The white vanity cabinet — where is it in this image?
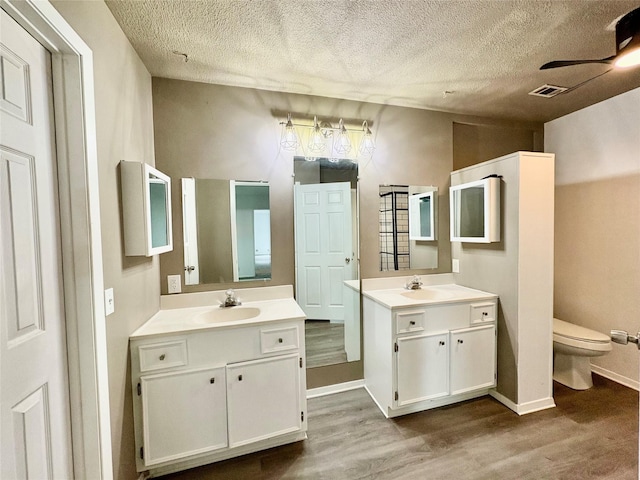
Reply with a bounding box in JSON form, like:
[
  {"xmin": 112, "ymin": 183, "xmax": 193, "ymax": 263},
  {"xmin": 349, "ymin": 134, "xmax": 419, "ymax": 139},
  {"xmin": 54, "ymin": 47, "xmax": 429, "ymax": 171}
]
[
  {"xmin": 139, "ymin": 366, "xmax": 228, "ymax": 466},
  {"xmin": 130, "ymin": 318, "xmax": 306, "ymax": 477},
  {"xmin": 364, "ymin": 291, "xmax": 497, "ymax": 418}
]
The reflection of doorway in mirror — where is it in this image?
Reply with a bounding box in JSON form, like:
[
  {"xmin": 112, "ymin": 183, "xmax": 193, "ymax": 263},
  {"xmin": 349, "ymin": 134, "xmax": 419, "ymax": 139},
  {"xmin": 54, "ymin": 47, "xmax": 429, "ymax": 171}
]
[
  {"xmin": 294, "ymin": 157, "xmax": 360, "ymax": 369},
  {"xmin": 182, "ymin": 178, "xmax": 200, "ymax": 285},
  {"xmin": 295, "ymin": 182, "xmax": 354, "ymax": 320},
  {"xmin": 232, "ymin": 182, "xmax": 271, "ymax": 281}
]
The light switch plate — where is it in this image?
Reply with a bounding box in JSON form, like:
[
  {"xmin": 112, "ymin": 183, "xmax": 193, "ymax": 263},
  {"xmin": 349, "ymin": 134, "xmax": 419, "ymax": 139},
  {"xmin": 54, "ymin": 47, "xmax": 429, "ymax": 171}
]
[
  {"xmin": 168, "ymin": 275, "xmax": 182, "ymax": 294},
  {"xmin": 104, "ymin": 288, "xmax": 115, "ymax": 316},
  {"xmin": 452, "ymin": 259, "xmax": 460, "ymax": 273}
]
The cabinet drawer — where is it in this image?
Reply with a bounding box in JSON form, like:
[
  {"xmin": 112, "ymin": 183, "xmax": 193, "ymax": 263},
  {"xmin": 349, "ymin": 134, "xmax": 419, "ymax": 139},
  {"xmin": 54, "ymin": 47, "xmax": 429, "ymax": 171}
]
[
  {"xmin": 395, "ymin": 310, "xmax": 426, "ymax": 334},
  {"xmin": 469, "ymin": 302, "xmax": 496, "ymax": 324},
  {"xmin": 260, "ymin": 326, "xmax": 299, "ymax": 354},
  {"xmin": 139, "ymin": 340, "xmax": 188, "ymax": 372}
]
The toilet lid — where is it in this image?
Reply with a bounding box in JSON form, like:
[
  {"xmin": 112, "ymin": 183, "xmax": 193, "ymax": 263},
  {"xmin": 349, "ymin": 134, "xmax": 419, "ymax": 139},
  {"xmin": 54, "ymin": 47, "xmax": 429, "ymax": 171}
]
[{"xmin": 553, "ymin": 318, "xmax": 610, "ymax": 343}]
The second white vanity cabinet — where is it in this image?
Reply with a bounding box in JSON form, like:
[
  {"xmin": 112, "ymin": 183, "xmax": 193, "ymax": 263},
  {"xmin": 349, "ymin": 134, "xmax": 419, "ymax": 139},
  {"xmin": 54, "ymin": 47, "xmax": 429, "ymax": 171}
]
[
  {"xmin": 130, "ymin": 298, "xmax": 307, "ymax": 477},
  {"xmin": 363, "ymin": 286, "xmax": 497, "ymax": 418}
]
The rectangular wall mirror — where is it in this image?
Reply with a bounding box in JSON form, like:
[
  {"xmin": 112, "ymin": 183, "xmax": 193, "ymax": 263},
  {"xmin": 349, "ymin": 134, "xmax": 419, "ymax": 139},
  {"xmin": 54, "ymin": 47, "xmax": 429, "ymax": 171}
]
[
  {"xmin": 294, "ymin": 157, "xmax": 360, "ymax": 369},
  {"xmin": 181, "ymin": 178, "xmax": 271, "ymax": 285},
  {"xmin": 379, "ymin": 185, "xmax": 438, "ymax": 271}
]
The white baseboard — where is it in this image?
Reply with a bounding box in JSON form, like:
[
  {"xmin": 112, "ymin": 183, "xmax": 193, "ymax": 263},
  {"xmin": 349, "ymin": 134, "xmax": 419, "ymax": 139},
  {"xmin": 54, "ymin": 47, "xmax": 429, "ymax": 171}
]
[
  {"xmin": 489, "ymin": 390, "xmax": 556, "ymax": 416},
  {"xmin": 306, "ymin": 380, "xmax": 365, "ymax": 399},
  {"xmin": 591, "ymin": 365, "xmax": 639, "ymax": 391}
]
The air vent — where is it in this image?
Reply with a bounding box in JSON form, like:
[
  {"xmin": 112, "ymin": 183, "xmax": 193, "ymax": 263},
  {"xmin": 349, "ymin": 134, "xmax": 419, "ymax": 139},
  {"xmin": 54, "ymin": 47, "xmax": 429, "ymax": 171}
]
[{"xmin": 528, "ymin": 84, "xmax": 568, "ymax": 98}]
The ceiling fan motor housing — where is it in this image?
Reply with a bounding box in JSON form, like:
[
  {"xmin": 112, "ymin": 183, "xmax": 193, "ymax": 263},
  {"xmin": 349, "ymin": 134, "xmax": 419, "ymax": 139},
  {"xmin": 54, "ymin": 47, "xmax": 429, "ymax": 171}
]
[{"xmin": 616, "ymin": 7, "xmax": 640, "ymax": 54}]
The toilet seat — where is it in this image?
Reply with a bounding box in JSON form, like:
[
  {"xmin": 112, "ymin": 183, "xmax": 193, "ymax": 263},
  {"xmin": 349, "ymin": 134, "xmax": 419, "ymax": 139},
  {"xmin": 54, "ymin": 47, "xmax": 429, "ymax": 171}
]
[{"xmin": 553, "ymin": 318, "xmax": 611, "ymax": 352}]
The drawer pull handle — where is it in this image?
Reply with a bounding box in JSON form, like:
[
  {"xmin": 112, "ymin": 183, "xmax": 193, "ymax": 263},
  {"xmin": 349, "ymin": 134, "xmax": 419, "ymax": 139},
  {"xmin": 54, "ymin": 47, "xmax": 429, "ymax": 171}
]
[
  {"xmin": 409, "ymin": 321, "xmax": 416, "ymax": 326},
  {"xmin": 159, "ymin": 354, "xmax": 166, "ymax": 361},
  {"xmin": 238, "ymin": 375, "xmax": 243, "ymax": 381},
  {"xmin": 458, "ymin": 339, "xmax": 464, "ymax": 344},
  {"xmin": 482, "ymin": 312, "xmax": 488, "ymax": 317},
  {"xmin": 439, "ymin": 341, "xmax": 445, "ymax": 346},
  {"xmin": 210, "ymin": 378, "xmax": 215, "ymax": 384},
  {"xmin": 278, "ymin": 338, "xmax": 283, "ymax": 343}
]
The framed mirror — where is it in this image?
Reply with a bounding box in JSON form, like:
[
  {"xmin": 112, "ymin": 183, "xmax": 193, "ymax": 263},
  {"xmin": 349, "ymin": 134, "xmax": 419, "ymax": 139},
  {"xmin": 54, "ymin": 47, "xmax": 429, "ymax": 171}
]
[
  {"xmin": 379, "ymin": 185, "xmax": 438, "ymax": 271},
  {"xmin": 293, "ymin": 157, "xmax": 360, "ymax": 368},
  {"xmin": 181, "ymin": 178, "xmax": 271, "ymax": 285}
]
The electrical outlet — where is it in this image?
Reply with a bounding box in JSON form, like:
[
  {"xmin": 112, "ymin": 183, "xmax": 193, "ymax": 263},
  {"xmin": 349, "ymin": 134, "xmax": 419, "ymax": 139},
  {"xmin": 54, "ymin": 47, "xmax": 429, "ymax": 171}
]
[
  {"xmin": 168, "ymin": 275, "xmax": 182, "ymax": 294},
  {"xmin": 452, "ymin": 259, "xmax": 460, "ymax": 273},
  {"xmin": 104, "ymin": 288, "xmax": 115, "ymax": 316}
]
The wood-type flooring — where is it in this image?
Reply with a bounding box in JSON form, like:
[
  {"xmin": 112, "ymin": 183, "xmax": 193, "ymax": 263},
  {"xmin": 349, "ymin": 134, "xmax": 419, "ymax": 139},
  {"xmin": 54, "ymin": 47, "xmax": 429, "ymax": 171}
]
[
  {"xmin": 304, "ymin": 320, "xmax": 347, "ymax": 368},
  {"xmin": 164, "ymin": 375, "xmax": 638, "ymax": 480}
]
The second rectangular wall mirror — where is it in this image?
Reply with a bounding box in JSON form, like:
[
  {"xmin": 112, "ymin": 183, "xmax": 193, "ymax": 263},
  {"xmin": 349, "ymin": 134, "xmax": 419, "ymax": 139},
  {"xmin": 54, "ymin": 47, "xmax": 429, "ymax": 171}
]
[
  {"xmin": 181, "ymin": 178, "xmax": 271, "ymax": 285},
  {"xmin": 379, "ymin": 185, "xmax": 438, "ymax": 271}
]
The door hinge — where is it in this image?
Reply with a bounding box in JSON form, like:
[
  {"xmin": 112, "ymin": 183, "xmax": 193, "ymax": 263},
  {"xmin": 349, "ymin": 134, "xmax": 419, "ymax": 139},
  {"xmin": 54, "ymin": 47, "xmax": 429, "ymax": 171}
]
[
  {"xmin": 394, "ymin": 391, "xmax": 399, "ymax": 401},
  {"xmin": 300, "ymin": 357, "xmax": 303, "ymax": 368},
  {"xmin": 140, "ymin": 447, "xmax": 144, "ymax": 460},
  {"xmin": 301, "ymin": 411, "xmax": 304, "ymax": 422},
  {"xmin": 394, "ymin": 342, "xmax": 398, "ymax": 353},
  {"xmin": 137, "ymin": 382, "xmax": 141, "ymax": 396}
]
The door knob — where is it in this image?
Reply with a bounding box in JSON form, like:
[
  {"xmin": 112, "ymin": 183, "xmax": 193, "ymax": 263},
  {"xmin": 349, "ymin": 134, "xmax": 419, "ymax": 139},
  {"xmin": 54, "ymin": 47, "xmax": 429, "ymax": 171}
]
[
  {"xmin": 611, "ymin": 330, "xmax": 640, "ymax": 349},
  {"xmin": 345, "ymin": 257, "xmax": 351, "ymax": 264}
]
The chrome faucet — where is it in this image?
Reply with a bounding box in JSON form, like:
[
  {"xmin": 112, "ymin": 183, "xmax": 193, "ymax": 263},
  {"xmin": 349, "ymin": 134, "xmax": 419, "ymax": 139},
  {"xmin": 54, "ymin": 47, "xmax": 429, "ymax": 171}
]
[
  {"xmin": 405, "ymin": 275, "xmax": 423, "ymax": 290},
  {"xmin": 221, "ymin": 289, "xmax": 241, "ymax": 308}
]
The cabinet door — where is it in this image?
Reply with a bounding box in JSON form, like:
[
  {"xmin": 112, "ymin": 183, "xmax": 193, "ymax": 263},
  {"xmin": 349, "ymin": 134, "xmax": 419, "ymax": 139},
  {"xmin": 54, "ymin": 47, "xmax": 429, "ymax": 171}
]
[
  {"xmin": 140, "ymin": 366, "xmax": 227, "ymax": 467},
  {"xmin": 450, "ymin": 325, "xmax": 496, "ymax": 395},
  {"xmin": 227, "ymin": 353, "xmax": 301, "ymax": 448},
  {"xmin": 396, "ymin": 332, "xmax": 449, "ymax": 406}
]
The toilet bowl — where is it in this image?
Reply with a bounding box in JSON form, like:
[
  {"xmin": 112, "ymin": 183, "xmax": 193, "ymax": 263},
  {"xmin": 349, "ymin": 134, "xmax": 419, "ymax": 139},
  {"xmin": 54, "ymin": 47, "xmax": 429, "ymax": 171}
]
[{"xmin": 553, "ymin": 318, "xmax": 612, "ymax": 390}]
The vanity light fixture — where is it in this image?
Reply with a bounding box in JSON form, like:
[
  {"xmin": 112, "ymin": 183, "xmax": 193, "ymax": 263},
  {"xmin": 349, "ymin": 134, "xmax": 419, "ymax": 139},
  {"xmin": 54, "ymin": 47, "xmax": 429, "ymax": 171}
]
[
  {"xmin": 279, "ymin": 114, "xmax": 375, "ymax": 159},
  {"xmin": 333, "ymin": 119, "xmax": 352, "ymax": 155},
  {"xmin": 308, "ymin": 116, "xmax": 326, "ymax": 154},
  {"xmin": 280, "ymin": 113, "xmax": 299, "ymax": 151},
  {"xmin": 359, "ymin": 121, "xmax": 375, "ymax": 156}
]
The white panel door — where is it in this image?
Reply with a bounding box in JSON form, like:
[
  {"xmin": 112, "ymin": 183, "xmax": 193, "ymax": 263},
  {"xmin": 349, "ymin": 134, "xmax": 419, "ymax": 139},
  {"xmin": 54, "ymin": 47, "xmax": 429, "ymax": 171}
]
[
  {"xmin": 396, "ymin": 332, "xmax": 449, "ymax": 406},
  {"xmin": 450, "ymin": 325, "xmax": 496, "ymax": 395},
  {"xmin": 140, "ymin": 366, "xmax": 228, "ymax": 466},
  {"xmin": 181, "ymin": 178, "xmax": 200, "ymax": 285},
  {"xmin": 0, "ymin": 10, "xmax": 72, "ymax": 479},
  {"xmin": 226, "ymin": 354, "xmax": 301, "ymax": 448},
  {"xmin": 295, "ymin": 182, "xmax": 353, "ymax": 320}
]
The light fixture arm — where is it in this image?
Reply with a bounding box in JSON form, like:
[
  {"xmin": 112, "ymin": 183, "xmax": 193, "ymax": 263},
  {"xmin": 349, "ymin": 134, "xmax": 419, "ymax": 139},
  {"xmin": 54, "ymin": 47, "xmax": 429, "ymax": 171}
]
[{"xmin": 279, "ymin": 115, "xmax": 373, "ymax": 133}]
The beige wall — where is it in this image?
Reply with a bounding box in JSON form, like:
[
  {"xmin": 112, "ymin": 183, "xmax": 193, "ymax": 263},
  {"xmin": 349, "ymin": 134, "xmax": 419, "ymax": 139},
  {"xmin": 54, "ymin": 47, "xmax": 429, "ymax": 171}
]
[
  {"xmin": 51, "ymin": 2, "xmax": 158, "ymax": 479},
  {"xmin": 546, "ymin": 87, "xmax": 640, "ymax": 387},
  {"xmin": 453, "ymin": 122, "xmax": 543, "ymax": 170},
  {"xmin": 451, "ymin": 153, "xmax": 555, "ymax": 406}
]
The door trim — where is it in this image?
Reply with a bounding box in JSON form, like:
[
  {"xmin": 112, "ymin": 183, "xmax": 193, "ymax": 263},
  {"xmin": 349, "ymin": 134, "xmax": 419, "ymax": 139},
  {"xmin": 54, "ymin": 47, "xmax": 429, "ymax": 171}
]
[{"xmin": 1, "ymin": 1, "xmax": 112, "ymax": 478}]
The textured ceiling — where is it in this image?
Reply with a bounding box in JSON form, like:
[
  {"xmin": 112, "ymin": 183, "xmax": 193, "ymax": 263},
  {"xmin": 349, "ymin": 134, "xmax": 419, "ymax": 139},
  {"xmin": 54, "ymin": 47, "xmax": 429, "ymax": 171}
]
[{"xmin": 105, "ymin": 0, "xmax": 640, "ymax": 123}]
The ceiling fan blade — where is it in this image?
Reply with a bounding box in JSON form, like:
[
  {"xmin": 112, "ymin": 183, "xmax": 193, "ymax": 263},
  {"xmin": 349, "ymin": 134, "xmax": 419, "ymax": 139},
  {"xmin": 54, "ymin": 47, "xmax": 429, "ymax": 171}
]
[{"xmin": 540, "ymin": 56, "xmax": 616, "ymax": 70}]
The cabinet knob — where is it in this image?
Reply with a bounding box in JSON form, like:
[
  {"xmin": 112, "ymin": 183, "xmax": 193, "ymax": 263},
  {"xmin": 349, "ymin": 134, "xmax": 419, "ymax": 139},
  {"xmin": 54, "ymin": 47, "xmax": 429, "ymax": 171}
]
[
  {"xmin": 159, "ymin": 354, "xmax": 165, "ymax": 361},
  {"xmin": 238, "ymin": 375, "xmax": 243, "ymax": 381},
  {"xmin": 278, "ymin": 338, "xmax": 283, "ymax": 343},
  {"xmin": 210, "ymin": 377, "xmax": 215, "ymax": 384},
  {"xmin": 439, "ymin": 341, "xmax": 445, "ymax": 346},
  {"xmin": 409, "ymin": 321, "xmax": 416, "ymax": 326},
  {"xmin": 482, "ymin": 312, "xmax": 488, "ymax": 317},
  {"xmin": 458, "ymin": 339, "xmax": 464, "ymax": 344}
]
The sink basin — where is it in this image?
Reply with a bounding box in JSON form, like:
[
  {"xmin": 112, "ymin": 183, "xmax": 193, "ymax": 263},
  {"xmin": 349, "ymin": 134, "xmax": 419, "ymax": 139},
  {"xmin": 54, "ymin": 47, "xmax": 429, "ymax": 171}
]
[
  {"xmin": 192, "ymin": 307, "xmax": 261, "ymax": 324},
  {"xmin": 400, "ymin": 288, "xmax": 455, "ymax": 301}
]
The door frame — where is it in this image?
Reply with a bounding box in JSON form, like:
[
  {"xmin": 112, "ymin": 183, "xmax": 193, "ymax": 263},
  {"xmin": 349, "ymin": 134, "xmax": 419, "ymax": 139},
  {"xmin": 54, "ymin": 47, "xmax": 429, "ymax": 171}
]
[{"xmin": 1, "ymin": 1, "xmax": 112, "ymax": 478}]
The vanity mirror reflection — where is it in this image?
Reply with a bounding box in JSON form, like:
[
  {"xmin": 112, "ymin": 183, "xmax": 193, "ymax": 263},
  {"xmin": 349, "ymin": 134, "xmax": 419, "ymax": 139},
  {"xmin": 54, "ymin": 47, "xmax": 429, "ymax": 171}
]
[
  {"xmin": 379, "ymin": 185, "xmax": 438, "ymax": 271},
  {"xmin": 181, "ymin": 178, "xmax": 271, "ymax": 285},
  {"xmin": 293, "ymin": 157, "xmax": 360, "ymax": 368}
]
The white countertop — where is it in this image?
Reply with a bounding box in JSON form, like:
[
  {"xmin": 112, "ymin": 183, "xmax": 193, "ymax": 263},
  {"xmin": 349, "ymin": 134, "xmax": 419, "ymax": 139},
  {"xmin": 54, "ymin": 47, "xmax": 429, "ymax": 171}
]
[
  {"xmin": 132, "ymin": 287, "xmax": 305, "ymax": 340},
  {"xmin": 362, "ymin": 283, "xmax": 497, "ymax": 309}
]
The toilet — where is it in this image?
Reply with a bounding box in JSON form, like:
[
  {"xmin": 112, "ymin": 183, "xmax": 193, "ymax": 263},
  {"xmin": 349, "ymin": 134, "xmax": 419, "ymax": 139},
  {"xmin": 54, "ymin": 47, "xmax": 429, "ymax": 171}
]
[{"xmin": 553, "ymin": 318, "xmax": 612, "ymax": 390}]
